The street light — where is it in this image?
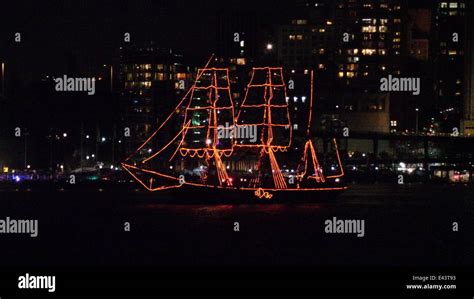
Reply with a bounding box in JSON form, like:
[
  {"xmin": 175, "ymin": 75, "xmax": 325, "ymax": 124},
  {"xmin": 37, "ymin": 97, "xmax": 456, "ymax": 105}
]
[
  {"xmin": 103, "ymin": 64, "xmax": 113, "ymax": 92},
  {"xmin": 1, "ymin": 62, "xmax": 4, "ymax": 96},
  {"xmin": 415, "ymin": 108, "xmax": 419, "ymax": 134},
  {"xmin": 266, "ymin": 43, "xmax": 273, "ymax": 50}
]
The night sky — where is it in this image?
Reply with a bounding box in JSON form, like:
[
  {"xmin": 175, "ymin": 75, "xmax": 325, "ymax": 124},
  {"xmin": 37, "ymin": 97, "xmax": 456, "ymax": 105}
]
[
  {"xmin": 0, "ymin": 0, "xmax": 293, "ymax": 77},
  {"xmin": 0, "ymin": 0, "xmax": 436, "ymax": 79}
]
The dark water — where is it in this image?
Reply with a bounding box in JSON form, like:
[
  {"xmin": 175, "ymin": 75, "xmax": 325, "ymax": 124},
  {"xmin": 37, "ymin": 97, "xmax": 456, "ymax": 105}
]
[{"xmin": 0, "ymin": 183, "xmax": 473, "ymax": 267}]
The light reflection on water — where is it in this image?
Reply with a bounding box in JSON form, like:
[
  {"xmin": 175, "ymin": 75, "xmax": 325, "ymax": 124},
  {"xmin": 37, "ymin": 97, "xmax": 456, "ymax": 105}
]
[{"xmin": 135, "ymin": 203, "xmax": 322, "ymax": 218}]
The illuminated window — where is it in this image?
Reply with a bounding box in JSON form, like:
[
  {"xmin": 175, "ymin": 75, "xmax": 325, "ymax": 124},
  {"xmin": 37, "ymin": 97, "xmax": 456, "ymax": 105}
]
[
  {"xmin": 347, "ymin": 49, "xmax": 359, "ymax": 55},
  {"xmin": 296, "ymin": 35, "xmax": 304, "ymax": 40},
  {"xmin": 318, "ymin": 64, "xmax": 325, "ymax": 69},
  {"xmin": 449, "ymin": 50, "xmax": 457, "ymax": 55},
  {"xmin": 347, "ymin": 64, "xmax": 357, "ymax": 71},
  {"xmin": 440, "ymin": 2, "xmax": 448, "ymax": 8},
  {"xmin": 338, "ymin": 72, "xmax": 344, "ymax": 78},
  {"xmin": 362, "ymin": 49, "xmax": 376, "ymax": 55},
  {"xmin": 449, "ymin": 2, "xmax": 458, "ymax": 8},
  {"xmin": 394, "ymin": 18, "xmax": 401, "ymax": 23},
  {"xmin": 362, "ymin": 26, "xmax": 377, "ymax": 33},
  {"xmin": 346, "ymin": 72, "xmax": 355, "ymax": 78},
  {"xmin": 236, "ymin": 58, "xmax": 246, "ymax": 65},
  {"xmin": 289, "ymin": 35, "xmax": 296, "ymax": 40},
  {"xmin": 293, "ymin": 19, "xmax": 308, "ymax": 25},
  {"xmin": 379, "ymin": 26, "xmax": 387, "ymax": 33},
  {"xmin": 319, "ymin": 28, "xmax": 325, "ymax": 33},
  {"xmin": 390, "ymin": 120, "xmax": 397, "ymax": 127}
]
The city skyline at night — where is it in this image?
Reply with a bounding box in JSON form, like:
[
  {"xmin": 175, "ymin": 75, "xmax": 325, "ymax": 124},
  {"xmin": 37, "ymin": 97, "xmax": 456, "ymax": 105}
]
[{"xmin": 0, "ymin": 2, "xmax": 473, "ymax": 297}]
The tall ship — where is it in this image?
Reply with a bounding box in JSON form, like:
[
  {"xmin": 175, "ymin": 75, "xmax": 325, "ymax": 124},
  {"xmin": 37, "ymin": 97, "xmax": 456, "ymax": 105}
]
[{"xmin": 122, "ymin": 57, "xmax": 347, "ymax": 200}]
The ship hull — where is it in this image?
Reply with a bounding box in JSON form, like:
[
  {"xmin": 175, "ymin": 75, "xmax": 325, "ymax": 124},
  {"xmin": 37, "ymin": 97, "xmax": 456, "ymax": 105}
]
[{"xmin": 166, "ymin": 184, "xmax": 347, "ymax": 203}]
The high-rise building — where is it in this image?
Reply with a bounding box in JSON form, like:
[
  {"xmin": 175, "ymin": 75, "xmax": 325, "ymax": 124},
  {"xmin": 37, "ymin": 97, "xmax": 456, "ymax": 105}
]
[
  {"xmin": 275, "ymin": 0, "xmax": 407, "ymax": 133},
  {"xmin": 333, "ymin": 0, "xmax": 406, "ymax": 133},
  {"xmin": 407, "ymin": 9, "xmax": 431, "ymax": 61},
  {"xmin": 461, "ymin": 0, "xmax": 474, "ymax": 135},
  {"xmin": 119, "ymin": 43, "xmax": 195, "ymax": 155},
  {"xmin": 334, "ymin": 0, "xmax": 405, "ymax": 89},
  {"xmin": 276, "ymin": 1, "xmax": 335, "ymax": 73},
  {"xmin": 433, "ymin": 0, "xmax": 467, "ymax": 130}
]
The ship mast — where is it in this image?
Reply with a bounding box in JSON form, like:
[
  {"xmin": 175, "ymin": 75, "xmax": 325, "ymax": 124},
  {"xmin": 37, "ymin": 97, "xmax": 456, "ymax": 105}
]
[
  {"xmin": 179, "ymin": 67, "xmax": 235, "ymax": 186},
  {"xmin": 236, "ymin": 67, "xmax": 292, "ymax": 189}
]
